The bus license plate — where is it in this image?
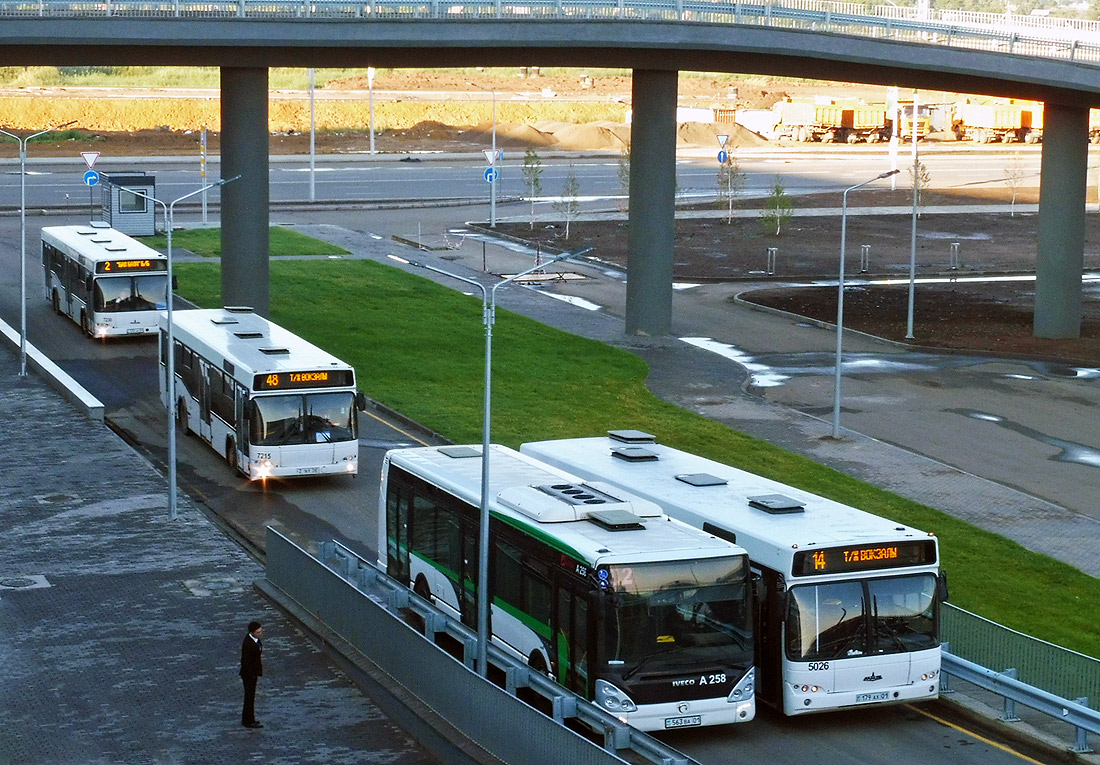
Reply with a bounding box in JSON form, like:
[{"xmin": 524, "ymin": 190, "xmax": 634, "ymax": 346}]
[
  {"xmin": 856, "ymin": 692, "xmax": 890, "ymax": 703},
  {"xmin": 664, "ymin": 715, "xmax": 701, "ymax": 729},
  {"xmin": 296, "ymin": 467, "xmax": 320, "ymax": 475}
]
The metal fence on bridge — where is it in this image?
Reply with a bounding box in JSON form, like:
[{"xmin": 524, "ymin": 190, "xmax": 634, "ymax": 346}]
[{"xmin": 3, "ymin": 0, "xmax": 1100, "ymax": 67}]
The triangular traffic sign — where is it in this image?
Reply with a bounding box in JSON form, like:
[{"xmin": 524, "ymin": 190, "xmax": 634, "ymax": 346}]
[
  {"xmin": 717, "ymin": 135, "xmax": 729, "ymax": 148},
  {"xmin": 81, "ymin": 151, "xmax": 100, "ymax": 168}
]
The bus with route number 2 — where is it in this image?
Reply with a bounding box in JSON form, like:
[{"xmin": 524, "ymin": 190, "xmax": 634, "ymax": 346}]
[
  {"xmin": 42, "ymin": 223, "xmax": 168, "ymax": 338},
  {"xmin": 380, "ymin": 444, "xmax": 757, "ymax": 731},
  {"xmin": 161, "ymin": 306, "xmax": 365, "ymax": 481},
  {"xmin": 522, "ymin": 431, "xmax": 948, "ymax": 716}
]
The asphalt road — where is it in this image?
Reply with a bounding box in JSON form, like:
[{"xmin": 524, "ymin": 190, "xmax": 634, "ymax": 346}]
[
  {"xmin": 0, "ymin": 205, "xmax": 1065, "ymax": 764},
  {"xmin": 0, "ymin": 145, "xmax": 1047, "ymax": 211}
]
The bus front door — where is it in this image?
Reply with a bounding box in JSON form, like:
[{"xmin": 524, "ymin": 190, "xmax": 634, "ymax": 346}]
[
  {"xmin": 554, "ymin": 584, "xmax": 591, "ymax": 698},
  {"xmin": 198, "ymin": 367, "xmax": 214, "ymax": 442}
]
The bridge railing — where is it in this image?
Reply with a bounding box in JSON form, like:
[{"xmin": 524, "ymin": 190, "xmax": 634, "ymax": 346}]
[
  {"xmin": 941, "ymin": 604, "xmax": 1100, "ymax": 754},
  {"xmin": 4, "ymin": 0, "xmax": 1100, "ymax": 66}
]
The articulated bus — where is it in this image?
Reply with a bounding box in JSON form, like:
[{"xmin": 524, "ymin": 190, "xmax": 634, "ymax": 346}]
[
  {"xmin": 161, "ymin": 307, "xmax": 364, "ymax": 480},
  {"xmin": 521, "ymin": 432, "xmax": 947, "ymax": 716},
  {"xmin": 379, "ymin": 444, "xmax": 756, "ymax": 731},
  {"xmin": 42, "ymin": 224, "xmax": 168, "ymax": 338}
]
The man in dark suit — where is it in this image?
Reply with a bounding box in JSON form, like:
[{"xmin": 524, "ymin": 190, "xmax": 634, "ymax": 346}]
[{"xmin": 240, "ymin": 621, "xmax": 264, "ymax": 728}]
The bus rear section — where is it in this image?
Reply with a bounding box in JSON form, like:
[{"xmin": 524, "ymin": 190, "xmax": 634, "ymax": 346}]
[
  {"xmin": 42, "ymin": 224, "xmax": 168, "ymax": 338},
  {"xmin": 521, "ymin": 432, "xmax": 946, "ymax": 716},
  {"xmin": 160, "ymin": 307, "xmax": 363, "ymax": 480},
  {"xmin": 379, "ymin": 445, "xmax": 757, "ymax": 731}
]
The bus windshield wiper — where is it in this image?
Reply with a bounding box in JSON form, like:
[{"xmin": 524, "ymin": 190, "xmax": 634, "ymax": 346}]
[{"xmin": 622, "ymin": 646, "xmax": 678, "ymax": 681}]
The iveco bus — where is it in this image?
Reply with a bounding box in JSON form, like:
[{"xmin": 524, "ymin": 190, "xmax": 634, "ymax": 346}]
[{"xmin": 379, "ymin": 444, "xmax": 756, "ymax": 731}]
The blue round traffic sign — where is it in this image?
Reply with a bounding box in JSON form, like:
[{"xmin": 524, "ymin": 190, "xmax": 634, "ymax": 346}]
[
  {"xmin": 717, "ymin": 150, "xmax": 729, "ymax": 164},
  {"xmin": 484, "ymin": 167, "xmax": 498, "ymax": 183},
  {"xmin": 83, "ymin": 170, "xmax": 100, "ymax": 187}
]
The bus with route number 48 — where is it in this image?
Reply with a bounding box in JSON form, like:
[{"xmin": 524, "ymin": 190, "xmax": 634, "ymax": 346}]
[
  {"xmin": 379, "ymin": 443, "xmax": 757, "ymax": 732},
  {"xmin": 42, "ymin": 223, "xmax": 168, "ymax": 338},
  {"xmin": 521, "ymin": 431, "xmax": 949, "ymax": 717},
  {"xmin": 161, "ymin": 306, "xmax": 365, "ymax": 481}
]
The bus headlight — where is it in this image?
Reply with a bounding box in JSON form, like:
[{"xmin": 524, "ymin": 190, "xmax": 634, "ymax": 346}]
[
  {"xmin": 728, "ymin": 667, "xmax": 755, "ymax": 702},
  {"xmin": 595, "ymin": 680, "xmax": 637, "ymax": 713}
]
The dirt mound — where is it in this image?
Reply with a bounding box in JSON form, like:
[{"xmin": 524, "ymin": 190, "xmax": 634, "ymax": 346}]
[
  {"xmin": 677, "ymin": 121, "xmax": 769, "ymax": 148},
  {"xmin": 549, "ymin": 122, "xmax": 630, "ymax": 151},
  {"xmin": 401, "ymin": 120, "xmax": 462, "ymax": 139}
]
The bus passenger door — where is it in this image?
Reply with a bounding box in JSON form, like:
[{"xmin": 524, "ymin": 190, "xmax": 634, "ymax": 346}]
[
  {"xmin": 554, "ymin": 585, "xmax": 591, "ymax": 698},
  {"xmin": 458, "ymin": 518, "xmax": 480, "ymax": 630},
  {"xmin": 199, "ymin": 367, "xmax": 215, "ymax": 441},
  {"xmin": 755, "ymin": 568, "xmax": 785, "ymax": 707}
]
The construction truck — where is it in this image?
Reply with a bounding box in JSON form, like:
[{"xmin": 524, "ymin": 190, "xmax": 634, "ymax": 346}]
[
  {"xmin": 891, "ymin": 102, "xmax": 932, "ymax": 140},
  {"xmin": 773, "ymin": 99, "xmax": 890, "ymax": 143},
  {"xmin": 951, "ymin": 100, "xmax": 1044, "ymax": 143}
]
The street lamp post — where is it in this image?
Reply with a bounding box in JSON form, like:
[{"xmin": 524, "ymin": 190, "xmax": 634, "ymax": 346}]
[
  {"xmin": 388, "ymin": 246, "xmax": 592, "ymax": 677},
  {"xmin": 114, "ymin": 176, "xmax": 240, "ymax": 520},
  {"xmin": 0, "ymin": 121, "xmax": 77, "ymax": 376},
  {"xmin": 467, "ymin": 82, "xmax": 498, "ymax": 227},
  {"xmin": 832, "ymin": 169, "xmax": 899, "ymax": 440}
]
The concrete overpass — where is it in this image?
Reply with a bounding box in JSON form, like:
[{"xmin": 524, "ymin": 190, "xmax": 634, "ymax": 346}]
[{"xmin": 3, "ymin": 10, "xmax": 1098, "ymax": 338}]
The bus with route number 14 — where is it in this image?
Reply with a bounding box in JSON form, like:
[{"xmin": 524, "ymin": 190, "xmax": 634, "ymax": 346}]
[
  {"xmin": 379, "ymin": 443, "xmax": 757, "ymax": 731},
  {"xmin": 161, "ymin": 306, "xmax": 365, "ymax": 481},
  {"xmin": 522, "ymin": 430, "xmax": 948, "ymax": 716}
]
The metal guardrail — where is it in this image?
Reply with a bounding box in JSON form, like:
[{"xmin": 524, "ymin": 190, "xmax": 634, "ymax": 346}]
[
  {"xmin": 941, "ymin": 604, "xmax": 1100, "ymax": 754},
  {"xmin": 3, "ymin": 0, "xmax": 1100, "ymax": 67},
  {"xmin": 265, "ymin": 528, "xmax": 697, "ymax": 765}
]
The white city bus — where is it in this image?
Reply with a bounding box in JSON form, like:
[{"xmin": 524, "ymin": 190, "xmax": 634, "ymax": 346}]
[
  {"xmin": 42, "ymin": 224, "xmax": 168, "ymax": 338},
  {"xmin": 379, "ymin": 444, "xmax": 756, "ymax": 731},
  {"xmin": 161, "ymin": 307, "xmax": 364, "ymax": 480},
  {"xmin": 522, "ymin": 432, "xmax": 947, "ymax": 716}
]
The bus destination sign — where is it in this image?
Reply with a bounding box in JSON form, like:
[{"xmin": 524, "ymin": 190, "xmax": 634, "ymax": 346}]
[
  {"xmin": 95, "ymin": 259, "xmax": 168, "ymax": 274},
  {"xmin": 254, "ymin": 369, "xmax": 354, "ymax": 391},
  {"xmin": 791, "ymin": 539, "xmax": 936, "ymax": 577}
]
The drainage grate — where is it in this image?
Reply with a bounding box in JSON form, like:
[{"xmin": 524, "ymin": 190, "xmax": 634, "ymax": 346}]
[{"xmin": 0, "ymin": 575, "xmax": 51, "ymax": 590}]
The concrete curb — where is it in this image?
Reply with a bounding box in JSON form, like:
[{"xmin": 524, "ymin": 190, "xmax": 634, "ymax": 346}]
[{"xmin": 0, "ymin": 315, "xmax": 104, "ymax": 421}]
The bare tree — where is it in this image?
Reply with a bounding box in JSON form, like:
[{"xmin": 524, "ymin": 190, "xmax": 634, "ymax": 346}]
[
  {"xmin": 553, "ymin": 165, "xmax": 582, "ymax": 240},
  {"xmin": 522, "ymin": 148, "xmax": 544, "ymax": 229},
  {"xmin": 1004, "ymin": 153, "xmax": 1026, "ymax": 217},
  {"xmin": 909, "ymin": 159, "xmax": 932, "ymax": 218}
]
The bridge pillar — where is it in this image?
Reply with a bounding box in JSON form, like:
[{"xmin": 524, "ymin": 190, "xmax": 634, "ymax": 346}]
[
  {"xmin": 625, "ymin": 69, "xmax": 678, "ymax": 336},
  {"xmin": 220, "ymin": 67, "xmax": 271, "ymax": 316},
  {"xmin": 1035, "ymin": 102, "xmax": 1088, "ymax": 339}
]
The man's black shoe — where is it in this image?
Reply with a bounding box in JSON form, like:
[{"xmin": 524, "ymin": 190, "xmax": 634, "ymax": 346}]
[{"xmin": 244, "ymin": 721, "xmax": 264, "ymax": 728}]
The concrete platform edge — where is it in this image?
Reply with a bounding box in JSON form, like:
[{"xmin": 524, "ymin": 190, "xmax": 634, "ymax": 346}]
[{"xmin": 0, "ymin": 314, "xmax": 104, "ymax": 421}]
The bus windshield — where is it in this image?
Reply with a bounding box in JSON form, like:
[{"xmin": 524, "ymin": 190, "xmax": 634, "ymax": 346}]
[
  {"xmin": 94, "ymin": 274, "xmax": 167, "ymax": 313},
  {"xmin": 601, "ymin": 557, "xmax": 752, "ymax": 677},
  {"xmin": 250, "ymin": 391, "xmax": 357, "ymax": 446},
  {"xmin": 786, "ymin": 574, "xmax": 937, "ymax": 662}
]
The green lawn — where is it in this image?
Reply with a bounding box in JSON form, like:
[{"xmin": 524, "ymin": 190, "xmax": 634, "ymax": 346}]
[
  {"xmin": 139, "ymin": 226, "xmax": 349, "ymax": 258},
  {"xmin": 174, "ymin": 258, "xmax": 1100, "ymax": 660}
]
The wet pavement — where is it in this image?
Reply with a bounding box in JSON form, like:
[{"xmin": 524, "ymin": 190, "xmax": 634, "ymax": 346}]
[{"xmin": 0, "ymin": 341, "xmax": 435, "ymax": 764}]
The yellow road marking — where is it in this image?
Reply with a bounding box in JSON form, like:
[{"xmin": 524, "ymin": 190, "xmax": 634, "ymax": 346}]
[
  {"xmin": 362, "ymin": 407, "xmax": 432, "ymax": 447},
  {"xmin": 906, "ymin": 704, "xmax": 1047, "ymax": 764}
]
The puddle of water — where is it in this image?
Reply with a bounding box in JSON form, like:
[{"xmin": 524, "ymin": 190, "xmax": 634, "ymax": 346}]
[{"xmin": 952, "ymin": 409, "xmax": 1100, "ymax": 468}]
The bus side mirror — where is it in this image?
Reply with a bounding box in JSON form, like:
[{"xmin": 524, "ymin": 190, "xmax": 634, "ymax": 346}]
[
  {"xmin": 356, "ymin": 392, "xmax": 368, "ymax": 412},
  {"xmin": 936, "ymin": 572, "xmax": 949, "ymax": 602},
  {"xmin": 172, "ymin": 275, "xmax": 179, "ymax": 290}
]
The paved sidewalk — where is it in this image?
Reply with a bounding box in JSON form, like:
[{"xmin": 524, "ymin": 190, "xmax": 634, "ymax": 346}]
[{"xmin": 0, "ymin": 342, "xmax": 434, "ymax": 764}]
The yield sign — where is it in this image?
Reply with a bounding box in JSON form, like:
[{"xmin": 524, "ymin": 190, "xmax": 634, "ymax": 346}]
[
  {"xmin": 716, "ymin": 134, "xmax": 729, "ymax": 148},
  {"xmin": 81, "ymin": 151, "xmax": 100, "ymax": 169}
]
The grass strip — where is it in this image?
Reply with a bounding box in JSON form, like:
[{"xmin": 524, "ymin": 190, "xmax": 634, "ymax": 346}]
[
  {"xmin": 139, "ymin": 226, "xmax": 350, "ymax": 258},
  {"xmin": 175, "ymin": 258, "xmax": 1100, "ymax": 660}
]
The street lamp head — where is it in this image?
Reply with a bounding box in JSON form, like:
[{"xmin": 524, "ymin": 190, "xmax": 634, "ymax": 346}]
[
  {"xmin": 387, "ymin": 254, "xmax": 427, "ymax": 269},
  {"xmin": 878, "ymin": 169, "xmax": 901, "ymax": 179},
  {"xmin": 218, "ymin": 174, "xmax": 243, "ymax": 186},
  {"xmin": 563, "ymin": 246, "xmax": 594, "ymax": 260}
]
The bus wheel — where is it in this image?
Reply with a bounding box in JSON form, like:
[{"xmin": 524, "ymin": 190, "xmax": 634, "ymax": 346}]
[
  {"xmin": 413, "ymin": 575, "xmax": 433, "ymax": 604},
  {"xmin": 226, "ymin": 438, "xmax": 239, "ymax": 473},
  {"xmin": 528, "ymin": 651, "xmax": 550, "ymax": 676}
]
